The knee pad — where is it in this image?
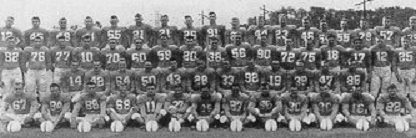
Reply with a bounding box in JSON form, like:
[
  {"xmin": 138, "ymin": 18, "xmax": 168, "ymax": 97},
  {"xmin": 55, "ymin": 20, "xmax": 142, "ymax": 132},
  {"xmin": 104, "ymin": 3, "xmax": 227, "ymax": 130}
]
[
  {"xmin": 289, "ymin": 119, "xmax": 302, "ymax": 132},
  {"xmin": 110, "ymin": 121, "xmax": 124, "ymax": 133},
  {"xmin": 6, "ymin": 121, "xmax": 21, "ymax": 133},
  {"xmin": 40, "ymin": 121, "xmax": 54, "ymax": 133},
  {"xmin": 264, "ymin": 119, "xmax": 277, "ymax": 131},
  {"xmin": 77, "ymin": 121, "xmax": 92, "ymax": 133},
  {"xmin": 356, "ymin": 119, "xmax": 370, "ymax": 131},
  {"xmin": 230, "ymin": 119, "xmax": 243, "ymax": 132},
  {"xmin": 196, "ymin": 119, "xmax": 209, "ymax": 132},
  {"xmin": 320, "ymin": 118, "xmax": 333, "ymax": 131},
  {"xmin": 145, "ymin": 120, "xmax": 158, "ymax": 132},
  {"xmin": 168, "ymin": 118, "xmax": 181, "ymax": 132}
]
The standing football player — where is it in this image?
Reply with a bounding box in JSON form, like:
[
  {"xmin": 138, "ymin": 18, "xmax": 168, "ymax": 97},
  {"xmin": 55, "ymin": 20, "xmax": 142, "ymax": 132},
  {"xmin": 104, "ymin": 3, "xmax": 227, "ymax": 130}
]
[
  {"xmin": 179, "ymin": 35, "xmax": 203, "ymax": 74},
  {"xmin": 252, "ymin": 34, "xmax": 275, "ymax": 72},
  {"xmin": 222, "ymin": 85, "xmax": 249, "ymax": 131},
  {"xmin": 125, "ymin": 39, "xmax": 151, "ymax": 72},
  {"xmin": 72, "ymin": 35, "xmax": 101, "ymax": 71},
  {"xmin": 101, "ymin": 39, "xmax": 126, "ymax": 71},
  {"xmin": 216, "ymin": 61, "xmax": 242, "ymax": 96},
  {"xmin": 24, "ymin": 16, "xmax": 49, "ymax": 47},
  {"xmin": 318, "ymin": 19, "xmax": 336, "ymax": 47},
  {"xmin": 110, "ymin": 59, "xmax": 135, "ymax": 94},
  {"xmin": 342, "ymin": 87, "xmax": 376, "ymax": 131},
  {"xmin": 51, "ymin": 35, "xmax": 74, "ymax": 83},
  {"xmin": 394, "ymin": 36, "xmax": 416, "ymax": 95},
  {"xmin": 339, "ymin": 61, "xmax": 367, "ymax": 97},
  {"xmin": 49, "ymin": 18, "xmax": 76, "ymax": 47},
  {"xmin": 127, "ymin": 14, "xmax": 153, "ymax": 48},
  {"xmin": 281, "ymin": 87, "xmax": 308, "ymax": 131},
  {"xmin": 75, "ymin": 16, "xmax": 102, "ymax": 47},
  {"xmin": 297, "ymin": 16, "xmax": 319, "ymax": 48},
  {"xmin": 150, "ymin": 34, "xmax": 179, "ymax": 73},
  {"xmin": 311, "ymin": 85, "xmax": 340, "ymax": 131},
  {"xmin": 248, "ymin": 16, "xmax": 272, "ymax": 46},
  {"xmin": 278, "ymin": 38, "xmax": 301, "ymax": 73},
  {"xmin": 106, "ymin": 83, "xmax": 137, "ymax": 130},
  {"xmin": 300, "ymin": 38, "xmax": 321, "ymax": 72},
  {"xmin": 100, "ymin": 15, "xmax": 129, "ymax": 49},
  {"xmin": 402, "ymin": 16, "xmax": 416, "ymax": 46},
  {"xmin": 190, "ymin": 89, "xmax": 221, "ymax": 131},
  {"xmin": 374, "ymin": 16, "xmax": 401, "ymax": 48},
  {"xmin": 320, "ymin": 34, "xmax": 346, "ymax": 72},
  {"xmin": 206, "ymin": 37, "xmax": 226, "ymax": 72},
  {"xmin": 40, "ymin": 83, "xmax": 71, "ymax": 130},
  {"xmin": 134, "ymin": 61, "xmax": 160, "ymax": 95},
  {"xmin": 136, "ymin": 83, "xmax": 166, "ymax": 131},
  {"xmin": 60, "ymin": 60, "xmax": 86, "ymax": 100},
  {"xmin": 353, "ymin": 18, "xmax": 376, "ymax": 47},
  {"xmin": 84, "ymin": 59, "xmax": 111, "ymax": 96},
  {"xmin": 336, "ymin": 18, "xmax": 354, "ymax": 48},
  {"xmin": 263, "ymin": 61, "xmax": 287, "ymax": 95},
  {"xmin": 248, "ymin": 86, "xmax": 282, "ymax": 131},
  {"xmin": 179, "ymin": 15, "xmax": 201, "ymax": 46},
  {"xmin": 272, "ymin": 14, "xmax": 297, "ymax": 47},
  {"xmin": 201, "ymin": 12, "xmax": 226, "ymax": 47},
  {"xmin": 0, "ymin": 16, "xmax": 23, "ymax": 48},
  {"xmin": 225, "ymin": 34, "xmax": 251, "ymax": 72},
  {"xmin": 314, "ymin": 61, "xmax": 338, "ymax": 94},
  {"xmin": 153, "ymin": 15, "xmax": 179, "ymax": 46},
  {"xmin": 0, "ymin": 37, "xmax": 24, "ymax": 96},
  {"xmin": 225, "ymin": 17, "xmax": 247, "ymax": 45},
  {"xmin": 164, "ymin": 86, "xmax": 192, "ymax": 131}
]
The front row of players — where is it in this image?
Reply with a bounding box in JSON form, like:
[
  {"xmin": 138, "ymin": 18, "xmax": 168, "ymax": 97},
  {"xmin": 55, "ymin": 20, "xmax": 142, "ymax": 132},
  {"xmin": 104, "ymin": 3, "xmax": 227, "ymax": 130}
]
[{"xmin": 1, "ymin": 81, "xmax": 415, "ymax": 133}]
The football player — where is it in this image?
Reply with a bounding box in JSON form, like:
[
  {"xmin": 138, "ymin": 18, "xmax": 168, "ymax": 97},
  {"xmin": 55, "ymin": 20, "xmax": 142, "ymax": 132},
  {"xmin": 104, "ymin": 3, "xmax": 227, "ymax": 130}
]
[
  {"xmin": 318, "ymin": 19, "xmax": 336, "ymax": 47},
  {"xmin": 248, "ymin": 16, "xmax": 272, "ymax": 46},
  {"xmin": 369, "ymin": 36, "xmax": 395, "ymax": 98},
  {"xmin": 136, "ymin": 83, "xmax": 166, "ymax": 130},
  {"xmin": 0, "ymin": 82, "xmax": 41, "ymax": 129},
  {"xmin": 179, "ymin": 35, "xmax": 204, "ymax": 74},
  {"xmin": 263, "ymin": 61, "xmax": 286, "ymax": 95},
  {"xmin": 320, "ymin": 34, "xmax": 346, "ymax": 72},
  {"xmin": 272, "ymin": 14, "xmax": 297, "ymax": 47},
  {"xmin": 311, "ymin": 85, "xmax": 340, "ymax": 131},
  {"xmin": 339, "ymin": 61, "xmax": 367, "ymax": 97},
  {"xmin": 70, "ymin": 82, "xmax": 107, "ymax": 129},
  {"xmin": 315, "ymin": 61, "xmax": 338, "ymax": 95},
  {"xmin": 153, "ymin": 15, "xmax": 179, "ymax": 46},
  {"xmin": 278, "ymin": 38, "xmax": 301, "ymax": 73},
  {"xmin": 241, "ymin": 61, "xmax": 262, "ymax": 96},
  {"xmin": 101, "ymin": 38, "xmax": 126, "ymax": 71},
  {"xmin": 24, "ymin": 36, "xmax": 52, "ymax": 96},
  {"xmin": 84, "ymin": 59, "xmax": 111, "ymax": 96},
  {"xmin": 51, "ymin": 35, "xmax": 74, "ymax": 83},
  {"xmin": 216, "ymin": 61, "xmax": 242, "ymax": 96},
  {"xmin": 60, "ymin": 60, "xmax": 86, "ymax": 100},
  {"xmin": 190, "ymin": 89, "xmax": 221, "ymax": 131},
  {"xmin": 206, "ymin": 36, "xmax": 226, "ymax": 72},
  {"xmin": 164, "ymin": 86, "xmax": 192, "ymax": 130},
  {"xmin": 134, "ymin": 62, "xmax": 160, "ymax": 96},
  {"xmin": 125, "ymin": 39, "xmax": 151, "ymax": 72},
  {"xmin": 281, "ymin": 87, "xmax": 308, "ymax": 131},
  {"xmin": 201, "ymin": 12, "xmax": 226, "ymax": 47},
  {"xmin": 179, "ymin": 15, "xmax": 201, "ymax": 46},
  {"xmin": 222, "ymin": 85, "xmax": 250, "ymax": 131},
  {"xmin": 40, "ymin": 83, "xmax": 71, "ymax": 129},
  {"xmin": 0, "ymin": 37, "xmax": 24, "ymax": 96},
  {"xmin": 342, "ymin": 87, "xmax": 376, "ymax": 131},
  {"xmin": 0, "ymin": 16, "xmax": 23, "ymax": 48},
  {"xmin": 353, "ymin": 18, "xmax": 376, "ymax": 47},
  {"xmin": 150, "ymin": 34, "xmax": 179, "ymax": 73},
  {"xmin": 225, "ymin": 34, "xmax": 251, "ymax": 72},
  {"xmin": 247, "ymin": 86, "xmax": 282, "ymax": 131},
  {"xmin": 402, "ymin": 16, "xmax": 416, "ymax": 46},
  {"xmin": 288, "ymin": 61, "xmax": 314, "ymax": 96},
  {"xmin": 72, "ymin": 35, "xmax": 101, "ymax": 71},
  {"xmin": 106, "ymin": 83, "xmax": 137, "ymax": 128},
  {"xmin": 127, "ymin": 14, "xmax": 153, "ymax": 48},
  {"xmin": 374, "ymin": 16, "xmax": 401, "ymax": 48},
  {"xmin": 225, "ymin": 17, "xmax": 247, "ymax": 45},
  {"xmin": 336, "ymin": 18, "xmax": 354, "ymax": 48},
  {"xmin": 394, "ymin": 36, "xmax": 416, "ymax": 95},
  {"xmin": 347, "ymin": 37, "xmax": 371, "ymax": 74},
  {"xmin": 75, "ymin": 16, "xmax": 102, "ymax": 47},
  {"xmin": 110, "ymin": 59, "xmax": 135, "ymax": 94},
  {"xmin": 300, "ymin": 38, "xmax": 321, "ymax": 72},
  {"xmin": 100, "ymin": 15, "xmax": 129, "ymax": 49},
  {"xmin": 187, "ymin": 60, "xmax": 216, "ymax": 98},
  {"xmin": 24, "ymin": 16, "xmax": 49, "ymax": 47},
  {"xmin": 49, "ymin": 17, "xmax": 76, "ymax": 47},
  {"xmin": 160, "ymin": 59, "xmax": 186, "ymax": 94},
  {"xmin": 297, "ymin": 16, "xmax": 319, "ymax": 48},
  {"xmin": 252, "ymin": 34, "xmax": 275, "ymax": 72}
]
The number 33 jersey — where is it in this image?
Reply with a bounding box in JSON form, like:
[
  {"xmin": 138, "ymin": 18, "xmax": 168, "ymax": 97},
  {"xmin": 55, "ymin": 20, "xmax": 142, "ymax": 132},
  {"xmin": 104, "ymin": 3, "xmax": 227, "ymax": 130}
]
[
  {"xmin": 376, "ymin": 93, "xmax": 409, "ymax": 115},
  {"xmin": 107, "ymin": 93, "xmax": 137, "ymax": 114},
  {"xmin": 76, "ymin": 93, "xmax": 107, "ymax": 114},
  {"xmin": 4, "ymin": 93, "xmax": 37, "ymax": 114}
]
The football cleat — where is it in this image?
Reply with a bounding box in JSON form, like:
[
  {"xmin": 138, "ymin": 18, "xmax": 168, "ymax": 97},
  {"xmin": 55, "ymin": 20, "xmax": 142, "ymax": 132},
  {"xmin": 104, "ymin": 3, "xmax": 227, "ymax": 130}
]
[
  {"xmin": 168, "ymin": 118, "xmax": 181, "ymax": 132},
  {"xmin": 289, "ymin": 119, "xmax": 302, "ymax": 132},
  {"xmin": 265, "ymin": 119, "xmax": 277, "ymax": 131},
  {"xmin": 230, "ymin": 119, "xmax": 243, "ymax": 132},
  {"xmin": 320, "ymin": 118, "xmax": 333, "ymax": 131},
  {"xmin": 6, "ymin": 121, "xmax": 21, "ymax": 133},
  {"xmin": 40, "ymin": 121, "xmax": 54, "ymax": 133},
  {"xmin": 196, "ymin": 119, "xmax": 209, "ymax": 132},
  {"xmin": 77, "ymin": 121, "xmax": 92, "ymax": 133},
  {"xmin": 110, "ymin": 121, "xmax": 124, "ymax": 133},
  {"xmin": 356, "ymin": 119, "xmax": 370, "ymax": 131},
  {"xmin": 145, "ymin": 121, "xmax": 158, "ymax": 132}
]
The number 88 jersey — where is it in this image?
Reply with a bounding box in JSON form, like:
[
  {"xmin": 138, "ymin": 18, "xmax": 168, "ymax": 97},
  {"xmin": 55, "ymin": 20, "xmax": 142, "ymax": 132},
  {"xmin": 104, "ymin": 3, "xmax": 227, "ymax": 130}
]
[
  {"xmin": 377, "ymin": 93, "xmax": 409, "ymax": 115},
  {"xmin": 107, "ymin": 93, "xmax": 137, "ymax": 114},
  {"xmin": 76, "ymin": 93, "xmax": 107, "ymax": 114}
]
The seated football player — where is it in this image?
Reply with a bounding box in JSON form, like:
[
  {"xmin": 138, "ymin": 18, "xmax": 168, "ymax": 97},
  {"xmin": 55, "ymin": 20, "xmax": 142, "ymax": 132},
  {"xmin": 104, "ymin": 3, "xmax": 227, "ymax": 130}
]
[
  {"xmin": 222, "ymin": 85, "xmax": 250, "ymax": 131},
  {"xmin": 0, "ymin": 82, "xmax": 41, "ymax": 131},
  {"xmin": 247, "ymin": 85, "xmax": 282, "ymax": 131},
  {"xmin": 106, "ymin": 83, "xmax": 138, "ymax": 132},
  {"xmin": 311, "ymin": 85, "xmax": 340, "ymax": 131},
  {"xmin": 164, "ymin": 86, "xmax": 192, "ymax": 132},
  {"xmin": 281, "ymin": 87, "xmax": 308, "ymax": 131},
  {"xmin": 178, "ymin": 35, "xmax": 204, "ymax": 74},
  {"xmin": 136, "ymin": 83, "xmax": 166, "ymax": 132},
  {"xmin": 314, "ymin": 61, "xmax": 338, "ymax": 96},
  {"xmin": 264, "ymin": 61, "xmax": 287, "ymax": 96},
  {"xmin": 341, "ymin": 87, "xmax": 376, "ymax": 131},
  {"xmin": 377, "ymin": 84, "xmax": 415, "ymax": 132},
  {"xmin": 39, "ymin": 83, "xmax": 71, "ymax": 131},
  {"xmin": 190, "ymin": 89, "xmax": 221, "ymax": 131},
  {"xmin": 70, "ymin": 82, "xmax": 107, "ymax": 131}
]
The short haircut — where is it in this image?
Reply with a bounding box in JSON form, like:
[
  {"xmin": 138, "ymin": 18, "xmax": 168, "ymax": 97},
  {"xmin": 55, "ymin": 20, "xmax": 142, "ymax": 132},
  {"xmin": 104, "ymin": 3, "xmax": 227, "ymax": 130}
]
[
  {"xmin": 86, "ymin": 81, "xmax": 96, "ymax": 86},
  {"xmin": 50, "ymin": 83, "xmax": 60, "ymax": 88},
  {"xmin": 32, "ymin": 16, "xmax": 40, "ymax": 21}
]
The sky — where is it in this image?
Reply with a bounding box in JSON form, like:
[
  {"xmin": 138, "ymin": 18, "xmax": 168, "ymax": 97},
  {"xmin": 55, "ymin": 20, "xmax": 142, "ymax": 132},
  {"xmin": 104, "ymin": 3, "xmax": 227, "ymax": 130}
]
[{"xmin": 0, "ymin": 0, "xmax": 414, "ymax": 30}]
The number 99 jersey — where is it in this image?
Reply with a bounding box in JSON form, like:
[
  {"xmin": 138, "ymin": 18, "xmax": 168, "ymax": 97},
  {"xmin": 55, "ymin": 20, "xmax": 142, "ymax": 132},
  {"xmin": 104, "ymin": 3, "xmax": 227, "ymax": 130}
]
[
  {"xmin": 281, "ymin": 93, "xmax": 308, "ymax": 115},
  {"xmin": 107, "ymin": 93, "xmax": 137, "ymax": 114},
  {"xmin": 40, "ymin": 93, "xmax": 71, "ymax": 116},
  {"xmin": 341, "ymin": 93, "xmax": 374, "ymax": 116},
  {"xmin": 376, "ymin": 93, "xmax": 409, "ymax": 115},
  {"xmin": 75, "ymin": 93, "xmax": 107, "ymax": 114},
  {"xmin": 222, "ymin": 93, "xmax": 249, "ymax": 116}
]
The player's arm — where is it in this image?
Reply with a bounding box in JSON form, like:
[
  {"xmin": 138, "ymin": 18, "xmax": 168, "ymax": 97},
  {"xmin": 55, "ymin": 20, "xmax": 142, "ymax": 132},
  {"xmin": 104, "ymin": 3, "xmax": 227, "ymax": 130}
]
[
  {"xmin": 190, "ymin": 98, "xmax": 199, "ymax": 118},
  {"xmin": 329, "ymin": 99, "xmax": 340, "ymax": 121},
  {"xmin": 376, "ymin": 96, "xmax": 387, "ymax": 118},
  {"xmin": 121, "ymin": 29, "xmax": 130, "ymax": 48},
  {"xmin": 179, "ymin": 97, "xmax": 191, "ymax": 114},
  {"xmin": 222, "ymin": 98, "xmax": 232, "ymax": 118},
  {"xmin": 138, "ymin": 97, "xmax": 147, "ymax": 119},
  {"xmin": 220, "ymin": 26, "xmax": 226, "ymax": 47},
  {"xmin": 106, "ymin": 97, "xmax": 119, "ymax": 121},
  {"xmin": 215, "ymin": 73, "xmax": 225, "ymax": 94},
  {"xmin": 44, "ymin": 30, "xmax": 50, "ymax": 47},
  {"xmin": 104, "ymin": 73, "xmax": 111, "ymax": 96},
  {"xmin": 15, "ymin": 30, "xmax": 24, "ymax": 48},
  {"xmin": 248, "ymin": 97, "xmax": 258, "ymax": 116},
  {"xmin": 135, "ymin": 75, "xmax": 145, "ymax": 95},
  {"xmin": 208, "ymin": 70, "xmax": 216, "ymax": 92},
  {"xmin": 341, "ymin": 101, "xmax": 350, "ymax": 119},
  {"xmin": 99, "ymin": 96, "xmax": 107, "ymax": 117},
  {"xmin": 368, "ymin": 102, "xmax": 377, "ymax": 124},
  {"xmin": 311, "ymin": 98, "xmax": 323, "ymax": 121},
  {"xmin": 404, "ymin": 99, "xmax": 416, "ymax": 117},
  {"xmin": 40, "ymin": 99, "xmax": 50, "ymax": 120},
  {"xmin": 146, "ymin": 26, "xmax": 154, "ymax": 46},
  {"xmin": 49, "ymin": 31, "xmax": 57, "ymax": 47},
  {"xmin": 271, "ymin": 97, "xmax": 282, "ymax": 115},
  {"xmin": 59, "ymin": 98, "xmax": 71, "ymax": 120},
  {"xmin": 99, "ymin": 29, "xmax": 107, "ymax": 49},
  {"xmin": 210, "ymin": 96, "xmax": 221, "ymax": 117},
  {"xmin": 394, "ymin": 29, "xmax": 401, "ymax": 48},
  {"xmin": 28, "ymin": 97, "xmax": 40, "ymax": 118},
  {"xmin": 70, "ymin": 100, "xmax": 82, "ymax": 128},
  {"xmin": 155, "ymin": 97, "xmax": 165, "ymax": 121},
  {"xmin": 24, "ymin": 31, "xmax": 30, "ymax": 47},
  {"xmin": 70, "ymin": 31, "xmax": 78, "ymax": 47}
]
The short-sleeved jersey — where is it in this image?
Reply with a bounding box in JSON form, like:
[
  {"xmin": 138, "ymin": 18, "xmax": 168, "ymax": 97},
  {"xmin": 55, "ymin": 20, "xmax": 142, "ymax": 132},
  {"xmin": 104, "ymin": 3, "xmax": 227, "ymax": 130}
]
[
  {"xmin": 370, "ymin": 45, "xmax": 395, "ymax": 67},
  {"xmin": 0, "ymin": 48, "xmax": 23, "ymax": 69},
  {"xmin": 272, "ymin": 25, "xmax": 297, "ymax": 46},
  {"xmin": 297, "ymin": 27, "xmax": 320, "ymax": 47},
  {"xmin": 339, "ymin": 70, "xmax": 367, "ymax": 91},
  {"xmin": 341, "ymin": 93, "xmax": 374, "ymax": 116},
  {"xmin": 346, "ymin": 48, "xmax": 371, "ymax": 69},
  {"xmin": 24, "ymin": 27, "xmax": 49, "ymax": 47},
  {"xmin": 134, "ymin": 70, "xmax": 160, "ymax": 92},
  {"xmin": 72, "ymin": 47, "xmax": 101, "ymax": 70},
  {"xmin": 191, "ymin": 94, "xmax": 221, "ymax": 116},
  {"xmin": 225, "ymin": 27, "xmax": 247, "ymax": 45},
  {"xmin": 252, "ymin": 45, "xmax": 276, "ymax": 66},
  {"xmin": 353, "ymin": 28, "xmax": 376, "ymax": 47},
  {"xmin": 336, "ymin": 29, "xmax": 354, "ymax": 48},
  {"xmin": 288, "ymin": 70, "xmax": 314, "ymax": 91},
  {"xmin": 127, "ymin": 23, "xmax": 153, "ymax": 45},
  {"xmin": 217, "ymin": 68, "xmax": 241, "ymax": 90},
  {"xmin": 201, "ymin": 24, "xmax": 226, "ymax": 47},
  {"xmin": 137, "ymin": 94, "xmax": 165, "ymax": 114},
  {"xmin": 51, "ymin": 46, "xmax": 74, "ymax": 68},
  {"xmin": 179, "ymin": 45, "xmax": 204, "ymax": 68},
  {"xmin": 320, "ymin": 45, "xmax": 346, "ymax": 68},
  {"xmin": 377, "ymin": 93, "xmax": 409, "ymax": 115},
  {"xmin": 60, "ymin": 70, "xmax": 86, "ymax": 92},
  {"xmin": 374, "ymin": 26, "xmax": 401, "ymax": 47},
  {"xmin": 281, "ymin": 93, "xmax": 308, "ymax": 115},
  {"xmin": 263, "ymin": 69, "xmax": 286, "ymax": 91},
  {"xmin": 223, "ymin": 93, "xmax": 249, "ymax": 116},
  {"xmin": 125, "ymin": 47, "xmax": 151, "ymax": 69},
  {"xmin": 317, "ymin": 29, "xmax": 336, "ymax": 46},
  {"xmin": 150, "ymin": 45, "xmax": 178, "ymax": 68},
  {"xmin": 311, "ymin": 93, "xmax": 340, "ymax": 116},
  {"xmin": 4, "ymin": 93, "xmax": 37, "ymax": 114},
  {"xmin": 402, "ymin": 27, "xmax": 416, "ymax": 46},
  {"xmin": 100, "ymin": 26, "xmax": 129, "ymax": 47},
  {"xmin": 40, "ymin": 93, "xmax": 71, "ymax": 116},
  {"xmin": 0, "ymin": 27, "xmax": 23, "ymax": 47},
  {"xmin": 278, "ymin": 47, "xmax": 301, "ymax": 70},
  {"xmin": 179, "ymin": 26, "xmax": 201, "ymax": 45},
  {"xmin": 395, "ymin": 47, "xmax": 416, "ymax": 69},
  {"xmin": 161, "ymin": 69, "xmax": 186, "ymax": 92},
  {"xmin": 49, "ymin": 29, "xmax": 76, "ymax": 46},
  {"xmin": 248, "ymin": 26, "xmax": 272, "ymax": 45},
  {"xmin": 107, "ymin": 93, "xmax": 137, "ymax": 114},
  {"xmin": 205, "ymin": 47, "xmax": 226, "ymax": 69},
  {"xmin": 300, "ymin": 48, "xmax": 321, "ymax": 70},
  {"xmin": 315, "ymin": 70, "xmax": 337, "ymax": 90},
  {"xmin": 225, "ymin": 43, "xmax": 251, "ymax": 67},
  {"xmin": 154, "ymin": 26, "xmax": 179, "ymax": 45},
  {"xmin": 110, "ymin": 70, "xmax": 135, "ymax": 92},
  {"xmin": 249, "ymin": 93, "xmax": 279, "ymax": 114},
  {"xmin": 189, "ymin": 68, "xmax": 215, "ymax": 92},
  {"xmin": 101, "ymin": 47, "xmax": 126, "ymax": 71},
  {"xmin": 165, "ymin": 93, "xmax": 191, "ymax": 112},
  {"xmin": 75, "ymin": 27, "xmax": 102, "ymax": 47},
  {"xmin": 242, "ymin": 68, "xmax": 262, "ymax": 91},
  {"xmin": 76, "ymin": 93, "xmax": 106, "ymax": 114},
  {"xmin": 24, "ymin": 46, "xmax": 51, "ymax": 70},
  {"xmin": 85, "ymin": 70, "xmax": 110, "ymax": 92}
]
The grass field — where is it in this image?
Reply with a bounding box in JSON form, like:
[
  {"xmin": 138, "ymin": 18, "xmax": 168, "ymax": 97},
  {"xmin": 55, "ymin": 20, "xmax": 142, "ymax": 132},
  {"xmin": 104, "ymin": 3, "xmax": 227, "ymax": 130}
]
[{"xmin": 1, "ymin": 126, "xmax": 416, "ymax": 138}]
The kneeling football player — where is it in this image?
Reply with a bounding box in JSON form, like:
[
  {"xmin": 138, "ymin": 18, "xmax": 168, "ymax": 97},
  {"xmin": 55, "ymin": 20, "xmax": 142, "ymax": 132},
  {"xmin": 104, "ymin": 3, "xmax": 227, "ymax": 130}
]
[
  {"xmin": 311, "ymin": 85, "xmax": 340, "ymax": 131},
  {"xmin": 164, "ymin": 86, "xmax": 192, "ymax": 132},
  {"xmin": 0, "ymin": 82, "xmax": 41, "ymax": 132},
  {"xmin": 377, "ymin": 84, "xmax": 415, "ymax": 132},
  {"xmin": 281, "ymin": 87, "xmax": 308, "ymax": 131},
  {"xmin": 70, "ymin": 82, "xmax": 107, "ymax": 132},
  {"xmin": 106, "ymin": 83, "xmax": 138, "ymax": 132},
  {"xmin": 248, "ymin": 86, "xmax": 282, "ymax": 131},
  {"xmin": 341, "ymin": 87, "xmax": 376, "ymax": 131},
  {"xmin": 39, "ymin": 83, "xmax": 71, "ymax": 132},
  {"xmin": 222, "ymin": 85, "xmax": 250, "ymax": 132},
  {"xmin": 137, "ymin": 83, "xmax": 166, "ymax": 132},
  {"xmin": 190, "ymin": 89, "xmax": 221, "ymax": 132}
]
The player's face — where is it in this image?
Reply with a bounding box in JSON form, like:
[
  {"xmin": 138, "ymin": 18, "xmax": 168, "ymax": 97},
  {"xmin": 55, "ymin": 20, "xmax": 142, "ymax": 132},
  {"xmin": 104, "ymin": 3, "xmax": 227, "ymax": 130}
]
[
  {"xmin": 185, "ymin": 18, "xmax": 193, "ymax": 26},
  {"xmin": 197, "ymin": 62, "xmax": 206, "ymax": 70},
  {"xmin": 135, "ymin": 40, "xmax": 143, "ymax": 49},
  {"xmin": 59, "ymin": 20, "xmax": 67, "ymax": 28},
  {"xmin": 160, "ymin": 36, "xmax": 168, "ymax": 44},
  {"xmin": 322, "ymin": 63, "xmax": 329, "ymax": 71},
  {"xmin": 211, "ymin": 39, "xmax": 218, "ymax": 48},
  {"xmin": 247, "ymin": 62, "xmax": 255, "ymax": 69},
  {"xmin": 58, "ymin": 38, "xmax": 66, "ymax": 46},
  {"xmin": 376, "ymin": 37, "xmax": 385, "ymax": 45},
  {"xmin": 383, "ymin": 18, "xmax": 391, "ymax": 26},
  {"xmin": 306, "ymin": 39, "xmax": 313, "ymax": 48},
  {"xmin": 349, "ymin": 62, "xmax": 357, "ymax": 72},
  {"xmin": 209, "ymin": 14, "xmax": 216, "ymax": 22},
  {"xmin": 201, "ymin": 91, "xmax": 211, "ymax": 99},
  {"xmin": 388, "ymin": 88, "xmax": 397, "ymax": 97},
  {"xmin": 261, "ymin": 36, "xmax": 267, "ymax": 45},
  {"xmin": 5, "ymin": 19, "xmax": 14, "ymax": 27},
  {"xmin": 93, "ymin": 61, "xmax": 101, "ymax": 71},
  {"xmin": 119, "ymin": 62, "xmax": 127, "ymax": 71},
  {"xmin": 170, "ymin": 61, "xmax": 177, "ymax": 70},
  {"xmin": 411, "ymin": 19, "xmax": 416, "ymax": 28},
  {"xmin": 135, "ymin": 16, "xmax": 143, "ymax": 23},
  {"xmin": 185, "ymin": 38, "xmax": 194, "ymax": 45},
  {"xmin": 303, "ymin": 20, "xmax": 310, "ymax": 28},
  {"xmin": 280, "ymin": 17, "xmax": 287, "ymax": 26},
  {"xmin": 110, "ymin": 18, "xmax": 118, "ymax": 25},
  {"xmin": 85, "ymin": 19, "xmax": 94, "ymax": 27},
  {"xmin": 14, "ymin": 85, "xmax": 24, "ymax": 94},
  {"xmin": 119, "ymin": 85, "xmax": 128, "ymax": 95},
  {"xmin": 402, "ymin": 38, "xmax": 409, "ymax": 47},
  {"xmin": 161, "ymin": 17, "xmax": 169, "ymax": 25},
  {"xmin": 109, "ymin": 40, "xmax": 117, "ymax": 49},
  {"xmin": 146, "ymin": 86, "xmax": 156, "ymax": 97},
  {"xmin": 50, "ymin": 86, "xmax": 60, "ymax": 95},
  {"xmin": 320, "ymin": 22, "xmax": 327, "ymax": 30},
  {"xmin": 271, "ymin": 63, "xmax": 280, "ymax": 70},
  {"xmin": 296, "ymin": 64, "xmax": 305, "ymax": 71},
  {"xmin": 32, "ymin": 19, "xmax": 40, "ymax": 27},
  {"xmin": 259, "ymin": 19, "xmax": 265, "ymax": 26},
  {"xmin": 86, "ymin": 84, "xmax": 97, "ymax": 94},
  {"xmin": 354, "ymin": 40, "xmax": 363, "ymax": 49},
  {"xmin": 223, "ymin": 62, "xmax": 231, "ymax": 69},
  {"xmin": 34, "ymin": 39, "xmax": 42, "ymax": 47},
  {"xmin": 145, "ymin": 63, "xmax": 152, "ymax": 72},
  {"xmin": 231, "ymin": 86, "xmax": 240, "ymax": 96},
  {"xmin": 286, "ymin": 39, "xmax": 293, "ymax": 47},
  {"xmin": 71, "ymin": 62, "xmax": 80, "ymax": 71},
  {"xmin": 328, "ymin": 37, "xmax": 335, "ymax": 46},
  {"xmin": 360, "ymin": 20, "xmax": 367, "ymax": 28},
  {"xmin": 234, "ymin": 36, "xmax": 242, "ymax": 45},
  {"xmin": 290, "ymin": 88, "xmax": 298, "ymax": 96},
  {"xmin": 231, "ymin": 19, "xmax": 239, "ymax": 27},
  {"xmin": 340, "ymin": 21, "xmax": 347, "ymax": 29},
  {"xmin": 261, "ymin": 89, "xmax": 270, "ymax": 97},
  {"xmin": 7, "ymin": 39, "xmax": 16, "ymax": 47}
]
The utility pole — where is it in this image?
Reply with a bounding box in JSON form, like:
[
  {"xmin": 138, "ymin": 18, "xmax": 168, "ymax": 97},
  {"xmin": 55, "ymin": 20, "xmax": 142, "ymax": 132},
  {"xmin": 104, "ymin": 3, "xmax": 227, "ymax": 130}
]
[
  {"xmin": 355, "ymin": 0, "xmax": 374, "ymax": 19},
  {"xmin": 199, "ymin": 11, "xmax": 209, "ymax": 26},
  {"xmin": 260, "ymin": 5, "xmax": 270, "ymax": 17},
  {"xmin": 154, "ymin": 11, "xmax": 160, "ymax": 27}
]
